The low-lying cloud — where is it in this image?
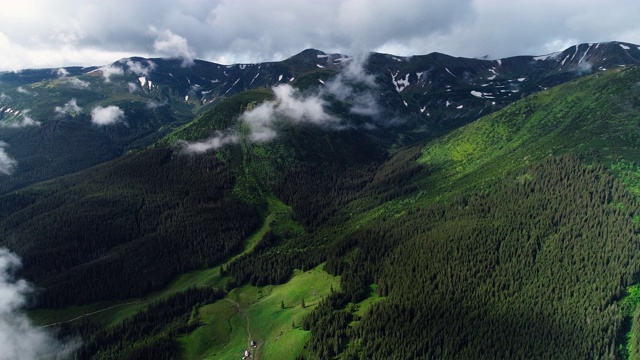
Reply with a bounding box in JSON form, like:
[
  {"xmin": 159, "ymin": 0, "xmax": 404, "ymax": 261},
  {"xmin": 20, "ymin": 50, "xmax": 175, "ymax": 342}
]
[
  {"xmin": 2, "ymin": 110, "xmax": 41, "ymax": 128},
  {"xmin": 91, "ymin": 105, "xmax": 124, "ymax": 125},
  {"xmin": 54, "ymin": 99, "xmax": 81, "ymax": 116},
  {"xmin": 181, "ymin": 54, "xmax": 383, "ymax": 153},
  {"xmin": 180, "ymin": 132, "xmax": 239, "ymax": 154},
  {"xmin": 121, "ymin": 59, "xmax": 156, "ymax": 76},
  {"xmin": 99, "ymin": 65, "xmax": 125, "ymax": 82},
  {"xmin": 0, "ymin": 248, "xmax": 79, "ymax": 359},
  {"xmin": 16, "ymin": 86, "xmax": 32, "ymax": 95},
  {"xmin": 0, "ymin": 142, "xmax": 17, "ymax": 175}
]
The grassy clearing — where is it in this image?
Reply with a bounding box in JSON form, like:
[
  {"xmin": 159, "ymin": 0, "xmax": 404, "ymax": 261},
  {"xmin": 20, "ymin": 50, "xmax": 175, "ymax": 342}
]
[{"xmin": 179, "ymin": 264, "xmax": 340, "ymax": 360}]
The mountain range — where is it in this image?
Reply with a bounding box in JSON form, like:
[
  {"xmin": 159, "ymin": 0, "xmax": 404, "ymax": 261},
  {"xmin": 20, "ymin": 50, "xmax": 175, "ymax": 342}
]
[{"xmin": 2, "ymin": 41, "xmax": 640, "ymax": 359}]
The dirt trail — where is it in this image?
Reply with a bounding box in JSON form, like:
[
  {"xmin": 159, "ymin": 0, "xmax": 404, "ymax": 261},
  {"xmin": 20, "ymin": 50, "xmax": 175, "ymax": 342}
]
[
  {"xmin": 224, "ymin": 297, "xmax": 262, "ymax": 360},
  {"xmin": 38, "ymin": 300, "xmax": 142, "ymax": 328}
]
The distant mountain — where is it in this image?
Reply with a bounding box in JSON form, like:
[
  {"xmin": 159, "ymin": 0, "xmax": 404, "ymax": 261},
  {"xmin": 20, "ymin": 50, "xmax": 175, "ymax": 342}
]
[{"xmin": 0, "ymin": 42, "xmax": 638, "ymax": 195}]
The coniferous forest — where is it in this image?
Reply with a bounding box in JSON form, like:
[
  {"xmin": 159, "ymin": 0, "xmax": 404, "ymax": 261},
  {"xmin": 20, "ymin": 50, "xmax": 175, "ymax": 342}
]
[{"xmin": 3, "ymin": 48, "xmax": 640, "ymax": 359}]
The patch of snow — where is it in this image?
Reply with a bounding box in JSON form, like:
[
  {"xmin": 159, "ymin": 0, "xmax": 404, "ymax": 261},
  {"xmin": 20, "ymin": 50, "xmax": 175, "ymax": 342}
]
[
  {"xmin": 392, "ymin": 57, "xmax": 403, "ymax": 62},
  {"xmin": 239, "ymin": 64, "xmax": 246, "ymax": 69},
  {"xmin": 289, "ymin": 77, "xmax": 295, "ymax": 82},
  {"xmin": 403, "ymin": 101, "xmax": 408, "ymax": 107},
  {"xmin": 534, "ymin": 52, "xmax": 560, "ymax": 61},
  {"xmin": 599, "ymin": 66, "xmax": 607, "ymax": 71},
  {"xmin": 249, "ymin": 73, "xmax": 260, "ymax": 86},
  {"xmin": 489, "ymin": 68, "xmax": 498, "ymax": 76},
  {"xmin": 148, "ymin": 81, "xmax": 152, "ymax": 90},
  {"xmin": 481, "ymin": 83, "xmax": 490, "ymax": 87},
  {"xmin": 620, "ymin": 44, "xmax": 631, "ymax": 50},
  {"xmin": 561, "ymin": 55, "xmax": 569, "ymax": 66},
  {"xmin": 471, "ymin": 91, "xmax": 483, "ymax": 98},
  {"xmin": 317, "ymin": 54, "xmax": 328, "ymax": 58},
  {"xmin": 318, "ymin": 79, "xmax": 324, "ymax": 84},
  {"xmin": 138, "ymin": 77, "xmax": 146, "ymax": 88},
  {"xmin": 333, "ymin": 57, "xmax": 352, "ymax": 63},
  {"xmin": 518, "ymin": 77, "xmax": 526, "ymax": 82},
  {"xmin": 487, "ymin": 75, "xmax": 496, "ymax": 80},
  {"xmin": 569, "ymin": 45, "xmax": 579, "ymax": 61},
  {"xmin": 391, "ymin": 71, "xmax": 410, "ymax": 92},
  {"xmin": 446, "ymin": 101, "xmax": 451, "ymax": 107},
  {"xmin": 420, "ymin": 106, "xmax": 427, "ymax": 113},
  {"xmin": 211, "ymin": 79, "xmax": 220, "ymax": 83},
  {"xmin": 457, "ymin": 105, "xmax": 464, "ymax": 109},
  {"xmin": 316, "ymin": 64, "xmax": 325, "ymax": 68},
  {"xmin": 185, "ymin": 95, "xmax": 189, "ymax": 101},
  {"xmin": 224, "ymin": 78, "xmax": 241, "ymax": 94},
  {"xmin": 416, "ymin": 71, "xmax": 425, "ymax": 79},
  {"xmin": 578, "ymin": 43, "xmax": 592, "ymax": 64},
  {"xmin": 278, "ymin": 75, "xmax": 283, "ymax": 81},
  {"xmin": 201, "ymin": 90, "xmax": 212, "ymax": 94},
  {"xmin": 445, "ymin": 67, "xmax": 457, "ymax": 77},
  {"xmin": 496, "ymin": 59, "xmax": 502, "ymax": 66}
]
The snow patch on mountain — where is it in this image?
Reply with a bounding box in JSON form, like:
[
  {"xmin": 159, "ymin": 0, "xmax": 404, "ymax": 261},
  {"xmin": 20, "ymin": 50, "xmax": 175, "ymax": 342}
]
[
  {"xmin": 445, "ymin": 68, "xmax": 457, "ymax": 78},
  {"xmin": 620, "ymin": 44, "xmax": 631, "ymax": 50},
  {"xmin": 391, "ymin": 71, "xmax": 410, "ymax": 92}
]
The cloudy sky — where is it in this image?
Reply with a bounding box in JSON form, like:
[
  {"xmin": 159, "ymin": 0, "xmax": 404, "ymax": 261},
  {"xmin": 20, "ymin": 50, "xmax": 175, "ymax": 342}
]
[{"xmin": 0, "ymin": 0, "xmax": 639, "ymax": 71}]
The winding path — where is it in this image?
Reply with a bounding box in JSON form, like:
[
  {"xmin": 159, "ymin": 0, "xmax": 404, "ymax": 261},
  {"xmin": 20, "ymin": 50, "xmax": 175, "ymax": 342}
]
[
  {"xmin": 224, "ymin": 297, "xmax": 262, "ymax": 360},
  {"xmin": 38, "ymin": 300, "xmax": 142, "ymax": 328}
]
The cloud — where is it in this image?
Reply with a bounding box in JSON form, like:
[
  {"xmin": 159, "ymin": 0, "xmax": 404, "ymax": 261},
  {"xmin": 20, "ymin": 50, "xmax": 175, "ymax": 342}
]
[
  {"xmin": 99, "ymin": 65, "xmax": 124, "ymax": 83},
  {"xmin": 180, "ymin": 132, "xmax": 239, "ymax": 154},
  {"xmin": 90, "ymin": 105, "xmax": 124, "ymax": 125},
  {"xmin": 16, "ymin": 86, "xmax": 31, "ymax": 95},
  {"xmin": 0, "ymin": 248, "xmax": 79, "ymax": 358},
  {"xmin": 55, "ymin": 68, "xmax": 69, "ymax": 77},
  {"xmin": 2, "ymin": 110, "xmax": 41, "ymax": 128},
  {"xmin": 65, "ymin": 77, "xmax": 90, "ymax": 89},
  {"xmin": 149, "ymin": 27, "xmax": 195, "ymax": 67},
  {"xmin": 121, "ymin": 59, "xmax": 156, "ymax": 76},
  {"xmin": 0, "ymin": 142, "xmax": 17, "ymax": 175},
  {"xmin": 181, "ymin": 54, "xmax": 382, "ymax": 152},
  {"xmin": 146, "ymin": 98, "xmax": 167, "ymax": 109},
  {"xmin": 1, "ymin": 1, "xmax": 640, "ymax": 71},
  {"xmin": 127, "ymin": 82, "xmax": 138, "ymax": 93},
  {"xmin": 54, "ymin": 99, "xmax": 81, "ymax": 116}
]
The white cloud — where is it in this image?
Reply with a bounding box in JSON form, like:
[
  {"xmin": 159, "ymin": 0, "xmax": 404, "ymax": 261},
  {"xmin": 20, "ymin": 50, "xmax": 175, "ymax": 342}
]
[
  {"xmin": 90, "ymin": 105, "xmax": 124, "ymax": 126},
  {"xmin": 16, "ymin": 87, "xmax": 31, "ymax": 95},
  {"xmin": 180, "ymin": 54, "xmax": 382, "ymax": 152},
  {"xmin": 0, "ymin": 1, "xmax": 639, "ymax": 71},
  {"xmin": 99, "ymin": 65, "xmax": 124, "ymax": 83},
  {"xmin": 65, "ymin": 77, "xmax": 90, "ymax": 89},
  {"xmin": 2, "ymin": 110, "xmax": 41, "ymax": 128},
  {"xmin": 127, "ymin": 82, "xmax": 137, "ymax": 93},
  {"xmin": 121, "ymin": 59, "xmax": 156, "ymax": 76},
  {"xmin": 54, "ymin": 99, "xmax": 81, "ymax": 116},
  {"xmin": 149, "ymin": 27, "xmax": 195, "ymax": 67},
  {"xmin": 180, "ymin": 132, "xmax": 239, "ymax": 154},
  {"xmin": 0, "ymin": 142, "xmax": 17, "ymax": 175},
  {"xmin": 0, "ymin": 248, "xmax": 79, "ymax": 358},
  {"xmin": 55, "ymin": 68, "xmax": 69, "ymax": 77}
]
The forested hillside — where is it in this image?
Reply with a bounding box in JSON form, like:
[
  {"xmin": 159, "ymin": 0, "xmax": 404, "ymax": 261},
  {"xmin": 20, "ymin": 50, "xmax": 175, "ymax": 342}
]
[{"xmin": 4, "ymin": 49, "xmax": 640, "ymax": 359}]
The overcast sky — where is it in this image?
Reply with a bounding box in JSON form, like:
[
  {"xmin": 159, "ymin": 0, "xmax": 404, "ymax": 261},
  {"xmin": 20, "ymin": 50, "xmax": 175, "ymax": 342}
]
[{"xmin": 0, "ymin": 0, "xmax": 639, "ymax": 71}]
